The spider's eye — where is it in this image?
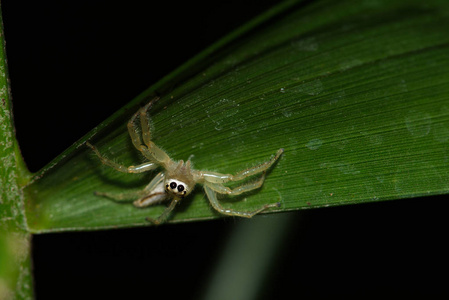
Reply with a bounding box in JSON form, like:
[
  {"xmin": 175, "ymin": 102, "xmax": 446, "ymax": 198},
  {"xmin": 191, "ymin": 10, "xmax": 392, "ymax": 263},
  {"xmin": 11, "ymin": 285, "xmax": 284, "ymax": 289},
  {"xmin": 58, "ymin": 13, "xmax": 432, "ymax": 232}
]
[
  {"xmin": 177, "ymin": 185, "xmax": 184, "ymax": 192},
  {"xmin": 170, "ymin": 182, "xmax": 177, "ymax": 189}
]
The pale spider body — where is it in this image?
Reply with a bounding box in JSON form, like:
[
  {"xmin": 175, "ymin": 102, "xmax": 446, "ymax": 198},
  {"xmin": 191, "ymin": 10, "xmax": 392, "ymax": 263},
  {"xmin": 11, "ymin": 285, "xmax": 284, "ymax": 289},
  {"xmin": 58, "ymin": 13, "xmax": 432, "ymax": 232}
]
[{"xmin": 87, "ymin": 97, "xmax": 283, "ymax": 224}]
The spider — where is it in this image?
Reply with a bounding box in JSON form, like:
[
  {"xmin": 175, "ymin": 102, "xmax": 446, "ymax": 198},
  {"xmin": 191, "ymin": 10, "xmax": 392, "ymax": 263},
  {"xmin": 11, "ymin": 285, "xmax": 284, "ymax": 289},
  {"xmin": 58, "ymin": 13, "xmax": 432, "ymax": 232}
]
[{"xmin": 87, "ymin": 97, "xmax": 284, "ymax": 224}]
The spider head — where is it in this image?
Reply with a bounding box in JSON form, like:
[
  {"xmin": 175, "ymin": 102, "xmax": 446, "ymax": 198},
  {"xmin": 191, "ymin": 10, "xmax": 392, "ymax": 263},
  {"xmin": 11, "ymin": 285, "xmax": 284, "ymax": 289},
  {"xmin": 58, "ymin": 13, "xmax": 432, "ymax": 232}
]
[{"xmin": 165, "ymin": 178, "xmax": 192, "ymax": 199}]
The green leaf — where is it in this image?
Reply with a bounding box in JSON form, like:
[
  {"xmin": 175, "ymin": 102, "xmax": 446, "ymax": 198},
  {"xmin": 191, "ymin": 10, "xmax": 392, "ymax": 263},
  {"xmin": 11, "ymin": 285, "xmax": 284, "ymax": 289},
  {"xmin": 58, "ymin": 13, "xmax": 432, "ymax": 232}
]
[
  {"xmin": 0, "ymin": 4, "xmax": 34, "ymax": 299},
  {"xmin": 24, "ymin": 0, "xmax": 449, "ymax": 232}
]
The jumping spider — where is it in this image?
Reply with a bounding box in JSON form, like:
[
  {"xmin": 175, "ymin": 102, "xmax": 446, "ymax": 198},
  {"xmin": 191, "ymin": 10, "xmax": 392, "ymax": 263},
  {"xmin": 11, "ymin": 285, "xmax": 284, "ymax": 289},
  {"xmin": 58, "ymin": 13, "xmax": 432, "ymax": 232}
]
[{"xmin": 87, "ymin": 97, "xmax": 283, "ymax": 224}]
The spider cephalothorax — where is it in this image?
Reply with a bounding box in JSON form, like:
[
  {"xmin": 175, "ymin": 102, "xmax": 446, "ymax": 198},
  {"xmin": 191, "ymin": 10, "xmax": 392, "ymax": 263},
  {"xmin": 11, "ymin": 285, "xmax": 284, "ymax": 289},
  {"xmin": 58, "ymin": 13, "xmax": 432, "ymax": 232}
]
[{"xmin": 87, "ymin": 97, "xmax": 283, "ymax": 224}]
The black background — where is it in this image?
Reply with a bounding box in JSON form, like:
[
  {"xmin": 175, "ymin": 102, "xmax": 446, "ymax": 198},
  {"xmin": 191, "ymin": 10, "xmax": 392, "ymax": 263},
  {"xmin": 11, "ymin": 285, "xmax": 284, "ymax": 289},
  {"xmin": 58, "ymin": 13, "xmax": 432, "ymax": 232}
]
[{"xmin": 2, "ymin": 1, "xmax": 448, "ymax": 299}]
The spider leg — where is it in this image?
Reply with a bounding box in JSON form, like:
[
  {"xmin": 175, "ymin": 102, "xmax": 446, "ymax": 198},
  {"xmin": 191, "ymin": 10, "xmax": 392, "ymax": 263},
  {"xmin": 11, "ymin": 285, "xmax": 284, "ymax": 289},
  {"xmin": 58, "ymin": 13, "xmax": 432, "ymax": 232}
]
[
  {"xmin": 127, "ymin": 97, "xmax": 159, "ymax": 150},
  {"xmin": 143, "ymin": 172, "xmax": 165, "ymax": 192},
  {"xmin": 140, "ymin": 98, "xmax": 157, "ymax": 147},
  {"xmin": 205, "ymin": 172, "xmax": 266, "ymax": 196},
  {"xmin": 126, "ymin": 97, "xmax": 173, "ymax": 167},
  {"xmin": 198, "ymin": 148, "xmax": 284, "ymax": 184},
  {"xmin": 139, "ymin": 145, "xmax": 172, "ymax": 168},
  {"xmin": 146, "ymin": 198, "xmax": 178, "ymax": 225},
  {"xmin": 94, "ymin": 172, "xmax": 166, "ymax": 204},
  {"xmin": 87, "ymin": 142, "xmax": 157, "ymax": 173},
  {"xmin": 94, "ymin": 190, "xmax": 147, "ymax": 202},
  {"xmin": 127, "ymin": 106, "xmax": 144, "ymax": 150},
  {"xmin": 133, "ymin": 172, "xmax": 168, "ymax": 207},
  {"xmin": 138, "ymin": 98, "xmax": 173, "ymax": 166},
  {"xmin": 204, "ymin": 185, "xmax": 279, "ymax": 218}
]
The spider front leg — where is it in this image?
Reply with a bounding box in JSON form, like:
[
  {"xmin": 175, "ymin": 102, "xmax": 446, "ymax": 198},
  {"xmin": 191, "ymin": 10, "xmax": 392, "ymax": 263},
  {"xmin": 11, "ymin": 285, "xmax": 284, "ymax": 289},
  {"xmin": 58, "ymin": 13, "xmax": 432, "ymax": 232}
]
[
  {"xmin": 86, "ymin": 142, "xmax": 158, "ymax": 173},
  {"xmin": 127, "ymin": 97, "xmax": 173, "ymax": 167},
  {"xmin": 94, "ymin": 172, "xmax": 166, "ymax": 205},
  {"xmin": 199, "ymin": 148, "xmax": 284, "ymax": 184},
  {"xmin": 145, "ymin": 199, "xmax": 179, "ymax": 225},
  {"xmin": 94, "ymin": 189, "xmax": 147, "ymax": 202},
  {"xmin": 127, "ymin": 97, "xmax": 159, "ymax": 150},
  {"xmin": 133, "ymin": 172, "xmax": 167, "ymax": 207},
  {"xmin": 204, "ymin": 185, "xmax": 279, "ymax": 218},
  {"xmin": 139, "ymin": 98, "xmax": 156, "ymax": 147}
]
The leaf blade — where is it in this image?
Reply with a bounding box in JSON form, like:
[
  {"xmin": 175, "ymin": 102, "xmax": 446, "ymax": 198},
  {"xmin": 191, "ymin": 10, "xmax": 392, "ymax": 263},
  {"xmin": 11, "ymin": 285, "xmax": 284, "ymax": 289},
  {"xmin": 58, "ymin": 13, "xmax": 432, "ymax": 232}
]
[
  {"xmin": 0, "ymin": 3, "xmax": 34, "ymax": 298},
  {"xmin": 25, "ymin": 0, "xmax": 449, "ymax": 232}
]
